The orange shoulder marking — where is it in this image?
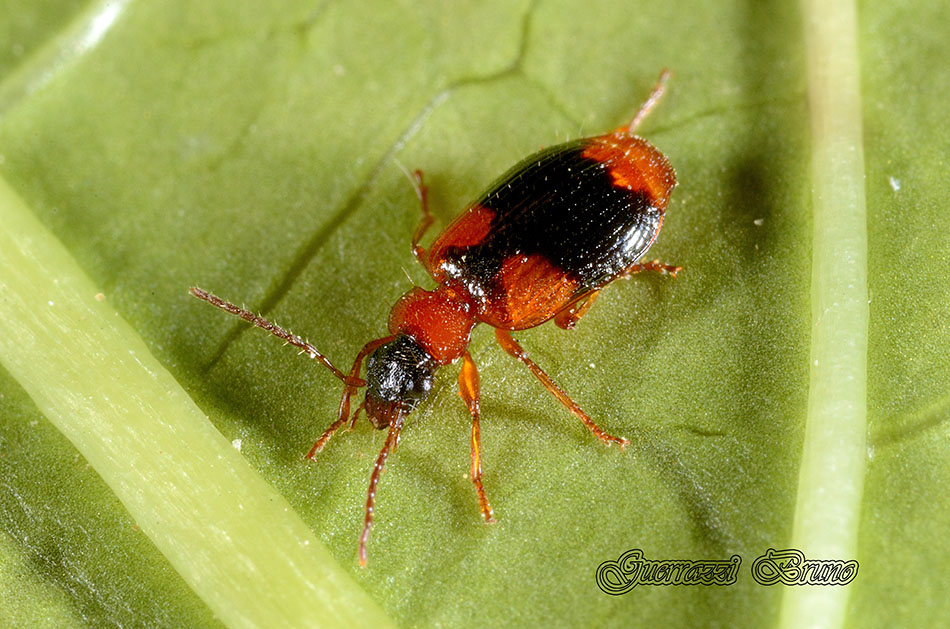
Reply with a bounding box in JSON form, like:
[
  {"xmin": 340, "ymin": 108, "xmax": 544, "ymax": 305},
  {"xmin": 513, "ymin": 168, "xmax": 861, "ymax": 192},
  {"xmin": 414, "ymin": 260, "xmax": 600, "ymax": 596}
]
[
  {"xmin": 428, "ymin": 203, "xmax": 496, "ymax": 275},
  {"xmin": 581, "ymin": 135, "xmax": 676, "ymax": 210}
]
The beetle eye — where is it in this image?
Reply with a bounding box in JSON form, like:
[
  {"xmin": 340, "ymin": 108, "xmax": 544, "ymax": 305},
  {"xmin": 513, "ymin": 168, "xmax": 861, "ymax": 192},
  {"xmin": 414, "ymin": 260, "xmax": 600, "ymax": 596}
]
[{"xmin": 414, "ymin": 373, "xmax": 433, "ymax": 397}]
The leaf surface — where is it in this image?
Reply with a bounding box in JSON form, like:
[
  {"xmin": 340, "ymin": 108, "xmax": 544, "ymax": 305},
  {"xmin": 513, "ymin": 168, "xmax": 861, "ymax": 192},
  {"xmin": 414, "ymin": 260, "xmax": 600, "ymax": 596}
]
[{"xmin": 0, "ymin": 0, "xmax": 947, "ymax": 626}]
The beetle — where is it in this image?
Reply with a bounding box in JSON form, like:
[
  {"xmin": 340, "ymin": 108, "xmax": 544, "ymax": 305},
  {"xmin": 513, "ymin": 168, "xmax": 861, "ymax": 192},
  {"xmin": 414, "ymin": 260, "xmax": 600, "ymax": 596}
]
[{"xmin": 191, "ymin": 69, "xmax": 680, "ymax": 566}]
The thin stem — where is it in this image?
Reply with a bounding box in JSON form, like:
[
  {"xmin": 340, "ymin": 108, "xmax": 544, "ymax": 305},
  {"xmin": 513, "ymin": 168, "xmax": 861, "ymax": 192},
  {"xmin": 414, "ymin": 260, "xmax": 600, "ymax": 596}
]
[
  {"xmin": 0, "ymin": 176, "xmax": 393, "ymax": 628},
  {"xmin": 781, "ymin": 0, "xmax": 869, "ymax": 626}
]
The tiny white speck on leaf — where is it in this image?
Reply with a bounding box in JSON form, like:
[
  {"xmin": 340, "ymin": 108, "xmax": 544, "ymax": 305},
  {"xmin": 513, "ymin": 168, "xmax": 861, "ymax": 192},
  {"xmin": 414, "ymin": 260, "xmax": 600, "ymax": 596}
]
[
  {"xmin": 232, "ymin": 438, "xmax": 242, "ymax": 451},
  {"xmin": 888, "ymin": 176, "xmax": 901, "ymax": 192}
]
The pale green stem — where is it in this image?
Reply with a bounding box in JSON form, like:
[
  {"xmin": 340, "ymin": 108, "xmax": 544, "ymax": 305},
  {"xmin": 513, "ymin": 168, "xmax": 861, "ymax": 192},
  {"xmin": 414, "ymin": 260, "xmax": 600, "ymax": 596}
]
[
  {"xmin": 780, "ymin": 0, "xmax": 868, "ymax": 627},
  {"xmin": 0, "ymin": 176, "xmax": 392, "ymax": 628}
]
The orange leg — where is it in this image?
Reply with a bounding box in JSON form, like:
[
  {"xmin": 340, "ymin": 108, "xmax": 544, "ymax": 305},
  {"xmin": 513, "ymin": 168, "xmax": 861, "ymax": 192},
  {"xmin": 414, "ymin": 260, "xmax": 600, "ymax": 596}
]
[
  {"xmin": 494, "ymin": 329, "xmax": 629, "ymax": 449},
  {"xmin": 554, "ymin": 290, "xmax": 601, "ymax": 330},
  {"xmin": 458, "ymin": 351, "xmax": 496, "ymax": 523},
  {"xmin": 619, "ymin": 68, "xmax": 672, "ymax": 135},
  {"xmin": 622, "ymin": 258, "xmax": 682, "ymax": 278},
  {"xmin": 307, "ymin": 335, "xmax": 395, "ymax": 458},
  {"xmin": 408, "ymin": 169, "xmax": 435, "ymax": 270},
  {"xmin": 553, "ymin": 259, "xmax": 681, "ymax": 332},
  {"xmin": 359, "ymin": 411, "xmax": 406, "ymax": 567}
]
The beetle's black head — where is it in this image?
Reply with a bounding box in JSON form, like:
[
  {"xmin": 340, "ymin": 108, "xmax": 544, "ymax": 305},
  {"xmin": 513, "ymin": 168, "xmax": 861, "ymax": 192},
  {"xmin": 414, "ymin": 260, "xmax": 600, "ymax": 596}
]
[{"xmin": 364, "ymin": 334, "xmax": 438, "ymax": 429}]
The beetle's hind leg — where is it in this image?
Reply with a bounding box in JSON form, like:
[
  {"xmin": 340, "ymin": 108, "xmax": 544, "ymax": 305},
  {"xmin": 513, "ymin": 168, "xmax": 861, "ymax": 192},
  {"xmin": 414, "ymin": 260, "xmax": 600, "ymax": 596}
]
[
  {"xmin": 494, "ymin": 329, "xmax": 629, "ymax": 449},
  {"xmin": 553, "ymin": 259, "xmax": 681, "ymax": 332},
  {"xmin": 623, "ymin": 258, "xmax": 682, "ymax": 278},
  {"xmin": 554, "ymin": 290, "xmax": 601, "ymax": 330},
  {"xmin": 620, "ymin": 69, "xmax": 672, "ymax": 135}
]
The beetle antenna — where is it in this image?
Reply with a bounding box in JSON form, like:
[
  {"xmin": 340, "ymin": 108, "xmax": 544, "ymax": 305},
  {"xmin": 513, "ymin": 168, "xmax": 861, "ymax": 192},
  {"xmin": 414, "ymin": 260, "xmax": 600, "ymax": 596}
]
[
  {"xmin": 189, "ymin": 286, "xmax": 351, "ymax": 383},
  {"xmin": 623, "ymin": 68, "xmax": 672, "ymax": 135},
  {"xmin": 359, "ymin": 412, "xmax": 406, "ymax": 567}
]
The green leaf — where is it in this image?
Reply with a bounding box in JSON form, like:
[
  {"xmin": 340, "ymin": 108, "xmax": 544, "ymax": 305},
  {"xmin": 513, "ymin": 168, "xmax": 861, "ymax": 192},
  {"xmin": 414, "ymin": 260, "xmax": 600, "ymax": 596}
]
[{"xmin": 0, "ymin": 0, "xmax": 946, "ymax": 627}]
